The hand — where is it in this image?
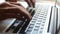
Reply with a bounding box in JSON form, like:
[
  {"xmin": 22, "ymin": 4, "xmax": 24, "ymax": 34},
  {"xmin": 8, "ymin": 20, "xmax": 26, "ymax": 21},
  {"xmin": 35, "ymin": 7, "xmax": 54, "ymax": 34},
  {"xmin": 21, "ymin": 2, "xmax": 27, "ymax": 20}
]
[
  {"xmin": 56, "ymin": 27, "xmax": 60, "ymax": 34},
  {"xmin": 0, "ymin": 2, "xmax": 32, "ymax": 20},
  {"xmin": 25, "ymin": 0, "xmax": 35, "ymax": 7}
]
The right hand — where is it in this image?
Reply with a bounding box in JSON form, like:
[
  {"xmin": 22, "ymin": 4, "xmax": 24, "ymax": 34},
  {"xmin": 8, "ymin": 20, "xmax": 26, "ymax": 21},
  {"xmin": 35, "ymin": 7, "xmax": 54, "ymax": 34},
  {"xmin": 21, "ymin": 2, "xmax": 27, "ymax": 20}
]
[{"xmin": 0, "ymin": 2, "xmax": 32, "ymax": 20}]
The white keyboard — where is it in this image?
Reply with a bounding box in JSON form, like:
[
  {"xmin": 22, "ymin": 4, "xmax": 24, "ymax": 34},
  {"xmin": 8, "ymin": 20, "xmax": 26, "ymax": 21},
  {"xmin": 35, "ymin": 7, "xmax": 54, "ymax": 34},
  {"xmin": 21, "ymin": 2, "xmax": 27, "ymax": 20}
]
[{"xmin": 25, "ymin": 4, "xmax": 52, "ymax": 34}]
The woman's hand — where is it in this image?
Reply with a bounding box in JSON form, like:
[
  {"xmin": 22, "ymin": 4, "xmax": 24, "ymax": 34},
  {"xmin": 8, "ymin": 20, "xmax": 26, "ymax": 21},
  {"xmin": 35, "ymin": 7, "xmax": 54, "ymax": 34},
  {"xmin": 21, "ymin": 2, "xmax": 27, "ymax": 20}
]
[
  {"xmin": 25, "ymin": 0, "xmax": 35, "ymax": 7},
  {"xmin": 0, "ymin": 2, "xmax": 32, "ymax": 20},
  {"xmin": 0, "ymin": 0, "xmax": 35, "ymax": 21}
]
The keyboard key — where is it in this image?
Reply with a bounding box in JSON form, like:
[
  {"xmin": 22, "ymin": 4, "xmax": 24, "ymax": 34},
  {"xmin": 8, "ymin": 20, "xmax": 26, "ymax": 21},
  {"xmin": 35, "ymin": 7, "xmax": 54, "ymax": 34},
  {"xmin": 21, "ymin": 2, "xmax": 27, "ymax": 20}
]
[
  {"xmin": 32, "ymin": 30, "xmax": 38, "ymax": 34},
  {"xmin": 27, "ymin": 29, "xmax": 32, "ymax": 31},
  {"xmin": 39, "ymin": 31, "xmax": 42, "ymax": 34},
  {"xmin": 34, "ymin": 29, "xmax": 39, "ymax": 31},
  {"xmin": 26, "ymin": 31, "xmax": 31, "ymax": 34},
  {"xmin": 13, "ymin": 23, "xmax": 19, "ymax": 27},
  {"xmin": 35, "ymin": 26, "xmax": 40, "ymax": 28},
  {"xmin": 36, "ymin": 23, "xmax": 41, "ymax": 25},
  {"xmin": 29, "ymin": 24, "xmax": 34, "ymax": 27}
]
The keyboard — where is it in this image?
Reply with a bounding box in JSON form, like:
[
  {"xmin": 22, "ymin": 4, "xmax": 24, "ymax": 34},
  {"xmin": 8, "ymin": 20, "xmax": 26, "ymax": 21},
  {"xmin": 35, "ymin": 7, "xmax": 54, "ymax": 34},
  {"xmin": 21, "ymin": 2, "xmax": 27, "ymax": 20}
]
[{"xmin": 25, "ymin": 4, "xmax": 52, "ymax": 34}]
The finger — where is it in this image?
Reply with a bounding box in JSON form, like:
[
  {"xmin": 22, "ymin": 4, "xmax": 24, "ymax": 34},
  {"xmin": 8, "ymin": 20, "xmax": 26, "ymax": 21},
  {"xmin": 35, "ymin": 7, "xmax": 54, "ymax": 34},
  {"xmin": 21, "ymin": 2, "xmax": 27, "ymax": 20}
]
[
  {"xmin": 0, "ymin": 13, "xmax": 26, "ymax": 20},
  {"xmin": 17, "ymin": 6, "xmax": 32, "ymax": 20},
  {"xmin": 0, "ymin": 2, "xmax": 14, "ymax": 8},
  {"xmin": 0, "ymin": 7, "xmax": 19, "ymax": 13},
  {"xmin": 0, "ymin": 13, "xmax": 16, "ymax": 20},
  {"xmin": 24, "ymin": 0, "xmax": 33, "ymax": 7},
  {"xmin": 9, "ymin": 2, "xmax": 25, "ymax": 8},
  {"xmin": 56, "ymin": 27, "xmax": 60, "ymax": 34},
  {"xmin": 30, "ymin": 0, "xmax": 35, "ymax": 7}
]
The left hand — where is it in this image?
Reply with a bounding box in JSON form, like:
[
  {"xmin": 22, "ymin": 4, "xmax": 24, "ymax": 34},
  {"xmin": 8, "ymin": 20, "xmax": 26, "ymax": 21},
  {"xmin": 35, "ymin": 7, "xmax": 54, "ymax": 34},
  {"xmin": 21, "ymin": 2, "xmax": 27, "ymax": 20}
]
[{"xmin": 25, "ymin": 0, "xmax": 35, "ymax": 7}]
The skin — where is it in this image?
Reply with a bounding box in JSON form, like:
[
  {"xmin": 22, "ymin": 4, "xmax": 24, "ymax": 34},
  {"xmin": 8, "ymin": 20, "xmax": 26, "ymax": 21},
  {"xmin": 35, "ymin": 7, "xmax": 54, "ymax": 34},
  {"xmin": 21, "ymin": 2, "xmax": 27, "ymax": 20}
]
[
  {"xmin": 0, "ymin": 0, "xmax": 35, "ymax": 20},
  {"xmin": 25, "ymin": 0, "xmax": 35, "ymax": 7},
  {"xmin": 58, "ymin": 31, "xmax": 60, "ymax": 34},
  {"xmin": 56, "ymin": 27, "xmax": 60, "ymax": 34}
]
